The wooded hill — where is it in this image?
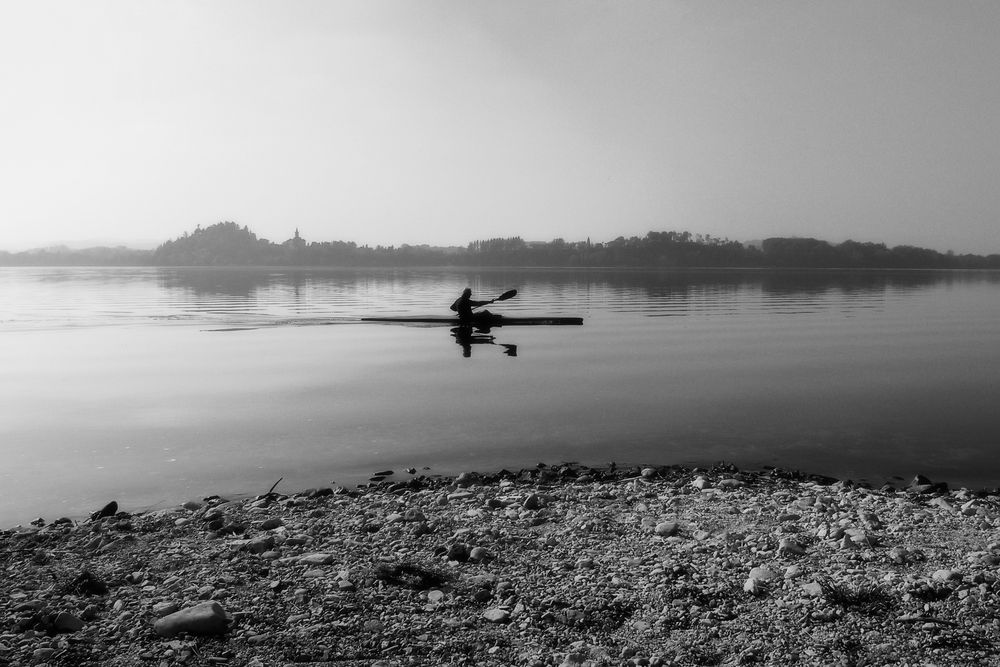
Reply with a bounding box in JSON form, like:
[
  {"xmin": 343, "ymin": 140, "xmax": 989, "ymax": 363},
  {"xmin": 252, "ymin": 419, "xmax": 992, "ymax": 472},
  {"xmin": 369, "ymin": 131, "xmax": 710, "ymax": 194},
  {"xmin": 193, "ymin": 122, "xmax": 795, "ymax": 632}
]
[{"xmin": 3, "ymin": 222, "xmax": 998, "ymax": 269}]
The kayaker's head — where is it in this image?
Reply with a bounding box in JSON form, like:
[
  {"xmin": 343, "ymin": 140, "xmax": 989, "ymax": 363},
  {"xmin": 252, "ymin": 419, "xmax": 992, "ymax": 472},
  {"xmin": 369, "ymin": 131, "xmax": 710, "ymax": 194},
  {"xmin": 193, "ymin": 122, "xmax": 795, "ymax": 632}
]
[{"xmin": 461, "ymin": 288, "xmax": 472, "ymax": 298}]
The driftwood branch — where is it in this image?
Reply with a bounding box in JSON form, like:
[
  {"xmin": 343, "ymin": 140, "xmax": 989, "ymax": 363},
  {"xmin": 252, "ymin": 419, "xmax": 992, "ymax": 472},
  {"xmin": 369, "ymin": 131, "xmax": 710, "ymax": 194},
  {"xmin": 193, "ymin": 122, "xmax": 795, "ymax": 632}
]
[
  {"xmin": 266, "ymin": 477, "xmax": 283, "ymax": 496},
  {"xmin": 895, "ymin": 614, "xmax": 959, "ymax": 627}
]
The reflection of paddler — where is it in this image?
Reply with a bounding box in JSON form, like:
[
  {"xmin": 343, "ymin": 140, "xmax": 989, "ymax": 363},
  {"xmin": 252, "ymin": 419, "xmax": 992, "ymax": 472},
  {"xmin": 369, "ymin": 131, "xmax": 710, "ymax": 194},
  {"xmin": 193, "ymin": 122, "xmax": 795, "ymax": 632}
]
[{"xmin": 450, "ymin": 326, "xmax": 495, "ymax": 358}]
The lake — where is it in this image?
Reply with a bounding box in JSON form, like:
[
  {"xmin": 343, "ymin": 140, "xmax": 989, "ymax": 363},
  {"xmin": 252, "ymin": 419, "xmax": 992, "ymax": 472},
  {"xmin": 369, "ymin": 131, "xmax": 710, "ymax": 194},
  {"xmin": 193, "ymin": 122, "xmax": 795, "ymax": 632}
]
[{"xmin": 1, "ymin": 266, "xmax": 998, "ymax": 526}]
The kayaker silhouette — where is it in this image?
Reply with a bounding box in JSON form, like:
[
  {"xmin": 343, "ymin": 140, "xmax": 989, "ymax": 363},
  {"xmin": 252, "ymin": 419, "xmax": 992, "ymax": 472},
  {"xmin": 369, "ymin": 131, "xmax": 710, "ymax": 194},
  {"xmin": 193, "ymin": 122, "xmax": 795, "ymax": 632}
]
[
  {"xmin": 450, "ymin": 288, "xmax": 491, "ymax": 323},
  {"xmin": 450, "ymin": 288, "xmax": 518, "ymax": 326}
]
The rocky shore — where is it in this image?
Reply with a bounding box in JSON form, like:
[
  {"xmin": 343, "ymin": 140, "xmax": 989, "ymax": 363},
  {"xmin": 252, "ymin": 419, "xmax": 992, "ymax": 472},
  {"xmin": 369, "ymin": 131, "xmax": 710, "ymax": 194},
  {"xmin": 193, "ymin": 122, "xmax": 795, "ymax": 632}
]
[{"xmin": 2, "ymin": 463, "xmax": 1000, "ymax": 666}]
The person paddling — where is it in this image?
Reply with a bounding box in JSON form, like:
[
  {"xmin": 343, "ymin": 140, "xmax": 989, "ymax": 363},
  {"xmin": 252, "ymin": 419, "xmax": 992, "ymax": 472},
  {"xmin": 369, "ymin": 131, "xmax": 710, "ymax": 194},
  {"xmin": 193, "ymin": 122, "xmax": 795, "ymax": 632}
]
[{"xmin": 450, "ymin": 288, "xmax": 491, "ymax": 323}]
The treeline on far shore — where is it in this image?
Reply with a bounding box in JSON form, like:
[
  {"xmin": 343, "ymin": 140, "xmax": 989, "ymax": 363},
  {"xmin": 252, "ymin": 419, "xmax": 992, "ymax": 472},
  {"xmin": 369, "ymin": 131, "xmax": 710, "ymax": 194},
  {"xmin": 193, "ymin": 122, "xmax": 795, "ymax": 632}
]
[{"xmin": 3, "ymin": 221, "xmax": 999, "ymax": 269}]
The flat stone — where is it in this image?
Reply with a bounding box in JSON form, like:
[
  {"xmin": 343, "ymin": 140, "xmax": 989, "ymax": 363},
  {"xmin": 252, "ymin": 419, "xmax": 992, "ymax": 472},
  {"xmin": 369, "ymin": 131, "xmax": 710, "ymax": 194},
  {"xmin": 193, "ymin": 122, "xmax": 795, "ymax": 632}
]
[
  {"xmin": 801, "ymin": 581, "xmax": 824, "ymax": 597},
  {"xmin": 482, "ymin": 608, "xmax": 510, "ymax": 623},
  {"xmin": 748, "ymin": 566, "xmax": 780, "ymax": 581},
  {"xmin": 778, "ymin": 538, "xmax": 806, "ymax": 556},
  {"xmin": 298, "ymin": 553, "xmax": 334, "ymax": 565},
  {"xmin": 153, "ymin": 601, "xmax": 230, "ymax": 637}
]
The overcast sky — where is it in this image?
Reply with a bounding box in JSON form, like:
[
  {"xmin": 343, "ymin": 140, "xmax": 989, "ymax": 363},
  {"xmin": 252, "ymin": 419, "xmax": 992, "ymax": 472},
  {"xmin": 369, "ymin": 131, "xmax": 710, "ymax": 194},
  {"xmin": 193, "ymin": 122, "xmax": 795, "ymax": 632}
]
[{"xmin": 1, "ymin": 0, "xmax": 998, "ymax": 253}]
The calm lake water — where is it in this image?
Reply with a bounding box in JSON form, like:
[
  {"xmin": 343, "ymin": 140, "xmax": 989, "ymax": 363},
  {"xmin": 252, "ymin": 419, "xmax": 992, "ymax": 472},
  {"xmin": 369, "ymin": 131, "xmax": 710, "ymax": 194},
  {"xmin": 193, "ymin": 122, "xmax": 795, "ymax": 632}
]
[{"xmin": 1, "ymin": 266, "xmax": 998, "ymax": 525}]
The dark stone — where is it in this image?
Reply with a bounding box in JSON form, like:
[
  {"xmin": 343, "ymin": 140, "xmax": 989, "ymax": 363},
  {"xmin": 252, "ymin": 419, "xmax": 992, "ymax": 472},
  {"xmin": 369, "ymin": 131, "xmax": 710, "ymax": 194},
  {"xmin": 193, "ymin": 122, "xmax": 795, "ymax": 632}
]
[
  {"xmin": 374, "ymin": 562, "xmax": 450, "ymax": 589},
  {"xmin": 66, "ymin": 570, "xmax": 109, "ymax": 596},
  {"xmin": 217, "ymin": 523, "xmax": 246, "ymax": 536},
  {"xmin": 153, "ymin": 601, "xmax": 231, "ymax": 637},
  {"xmin": 455, "ymin": 472, "xmax": 480, "ymax": 487},
  {"xmin": 446, "ymin": 543, "xmax": 470, "ymax": 562},
  {"xmin": 53, "ymin": 612, "xmax": 85, "ymax": 633},
  {"xmin": 90, "ymin": 501, "xmax": 118, "ymax": 522}
]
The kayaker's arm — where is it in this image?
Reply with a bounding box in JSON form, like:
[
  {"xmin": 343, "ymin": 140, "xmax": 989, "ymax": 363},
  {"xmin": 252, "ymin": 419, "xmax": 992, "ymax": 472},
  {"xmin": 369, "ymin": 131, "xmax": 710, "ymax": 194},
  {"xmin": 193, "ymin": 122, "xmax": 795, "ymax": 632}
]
[{"xmin": 451, "ymin": 298, "xmax": 490, "ymax": 312}]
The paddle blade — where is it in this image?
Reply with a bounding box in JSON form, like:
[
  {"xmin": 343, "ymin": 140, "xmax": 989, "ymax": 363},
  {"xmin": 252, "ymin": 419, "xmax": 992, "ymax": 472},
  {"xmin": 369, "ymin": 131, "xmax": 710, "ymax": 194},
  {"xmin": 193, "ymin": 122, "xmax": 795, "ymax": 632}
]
[{"xmin": 495, "ymin": 289, "xmax": 518, "ymax": 302}]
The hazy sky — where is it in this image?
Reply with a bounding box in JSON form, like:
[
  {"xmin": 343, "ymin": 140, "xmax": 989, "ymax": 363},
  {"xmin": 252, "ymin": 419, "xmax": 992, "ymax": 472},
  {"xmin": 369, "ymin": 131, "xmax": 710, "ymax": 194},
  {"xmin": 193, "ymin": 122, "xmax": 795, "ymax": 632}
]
[{"xmin": 2, "ymin": 1, "xmax": 998, "ymax": 253}]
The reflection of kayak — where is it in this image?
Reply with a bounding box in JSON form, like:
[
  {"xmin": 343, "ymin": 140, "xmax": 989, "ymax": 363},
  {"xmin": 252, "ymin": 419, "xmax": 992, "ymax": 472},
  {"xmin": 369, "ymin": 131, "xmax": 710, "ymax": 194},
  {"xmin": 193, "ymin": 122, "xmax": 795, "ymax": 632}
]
[{"xmin": 362, "ymin": 314, "xmax": 583, "ymax": 327}]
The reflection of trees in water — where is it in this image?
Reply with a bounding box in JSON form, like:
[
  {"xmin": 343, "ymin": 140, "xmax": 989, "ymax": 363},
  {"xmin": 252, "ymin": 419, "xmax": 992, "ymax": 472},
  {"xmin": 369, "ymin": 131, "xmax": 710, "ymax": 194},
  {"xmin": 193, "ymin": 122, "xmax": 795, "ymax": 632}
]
[
  {"xmin": 501, "ymin": 269, "xmax": 999, "ymax": 317},
  {"xmin": 158, "ymin": 268, "xmax": 469, "ymax": 297},
  {"xmin": 153, "ymin": 266, "xmax": 999, "ymax": 319},
  {"xmin": 158, "ymin": 268, "xmax": 282, "ymax": 297}
]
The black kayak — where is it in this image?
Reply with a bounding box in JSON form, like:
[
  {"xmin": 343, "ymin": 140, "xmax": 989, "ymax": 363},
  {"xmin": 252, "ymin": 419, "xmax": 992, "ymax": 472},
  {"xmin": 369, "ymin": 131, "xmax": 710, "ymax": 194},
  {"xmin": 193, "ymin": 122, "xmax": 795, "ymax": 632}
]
[{"xmin": 362, "ymin": 314, "xmax": 583, "ymax": 327}]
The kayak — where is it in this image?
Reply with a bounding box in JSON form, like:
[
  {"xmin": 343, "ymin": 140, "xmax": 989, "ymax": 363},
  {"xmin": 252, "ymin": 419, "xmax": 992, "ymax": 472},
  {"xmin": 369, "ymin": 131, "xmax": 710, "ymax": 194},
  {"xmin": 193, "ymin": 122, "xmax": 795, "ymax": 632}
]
[{"xmin": 362, "ymin": 314, "xmax": 583, "ymax": 327}]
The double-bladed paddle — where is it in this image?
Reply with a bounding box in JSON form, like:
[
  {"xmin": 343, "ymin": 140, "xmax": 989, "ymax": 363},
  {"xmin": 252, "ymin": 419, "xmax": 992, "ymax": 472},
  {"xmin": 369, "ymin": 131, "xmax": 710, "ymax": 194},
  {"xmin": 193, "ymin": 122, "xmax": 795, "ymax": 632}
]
[{"xmin": 472, "ymin": 289, "xmax": 517, "ymax": 310}]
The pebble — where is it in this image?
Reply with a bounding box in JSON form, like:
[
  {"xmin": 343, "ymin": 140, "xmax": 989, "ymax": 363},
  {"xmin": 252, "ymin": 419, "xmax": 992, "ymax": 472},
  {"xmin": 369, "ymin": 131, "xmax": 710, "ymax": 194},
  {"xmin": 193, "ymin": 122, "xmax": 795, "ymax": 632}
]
[
  {"xmin": 748, "ymin": 566, "xmax": 780, "ymax": 581},
  {"xmin": 447, "ymin": 543, "xmax": 471, "ymax": 562},
  {"xmin": 778, "ymin": 538, "xmax": 806, "ymax": 556},
  {"xmin": 469, "ymin": 546, "xmax": 493, "ymax": 562},
  {"xmin": 153, "ymin": 602, "xmax": 230, "ymax": 637},
  {"xmin": 801, "ymin": 581, "xmax": 824, "ymax": 597},
  {"xmin": 482, "ymin": 608, "xmax": 510, "ymax": 623},
  {"xmin": 654, "ymin": 521, "xmax": 678, "ymax": 537},
  {"xmin": 297, "ymin": 553, "xmax": 334, "ymax": 565}
]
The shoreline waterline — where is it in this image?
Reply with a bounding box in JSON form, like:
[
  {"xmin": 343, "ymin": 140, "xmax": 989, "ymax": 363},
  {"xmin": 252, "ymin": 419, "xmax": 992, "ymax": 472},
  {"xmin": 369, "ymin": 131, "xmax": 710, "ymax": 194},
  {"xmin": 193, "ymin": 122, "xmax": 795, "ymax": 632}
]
[{"xmin": 6, "ymin": 458, "xmax": 995, "ymax": 531}]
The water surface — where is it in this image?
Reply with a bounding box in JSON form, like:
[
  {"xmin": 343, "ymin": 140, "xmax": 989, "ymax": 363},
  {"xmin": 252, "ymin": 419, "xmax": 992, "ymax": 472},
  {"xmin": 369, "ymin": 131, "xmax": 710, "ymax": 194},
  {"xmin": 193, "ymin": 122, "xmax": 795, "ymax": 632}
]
[{"xmin": 1, "ymin": 267, "xmax": 998, "ymax": 525}]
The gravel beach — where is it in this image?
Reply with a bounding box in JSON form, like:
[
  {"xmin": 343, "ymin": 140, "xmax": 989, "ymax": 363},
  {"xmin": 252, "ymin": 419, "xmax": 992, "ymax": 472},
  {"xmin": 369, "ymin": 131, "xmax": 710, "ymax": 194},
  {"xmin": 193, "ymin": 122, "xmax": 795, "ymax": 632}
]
[{"xmin": 2, "ymin": 463, "xmax": 999, "ymax": 666}]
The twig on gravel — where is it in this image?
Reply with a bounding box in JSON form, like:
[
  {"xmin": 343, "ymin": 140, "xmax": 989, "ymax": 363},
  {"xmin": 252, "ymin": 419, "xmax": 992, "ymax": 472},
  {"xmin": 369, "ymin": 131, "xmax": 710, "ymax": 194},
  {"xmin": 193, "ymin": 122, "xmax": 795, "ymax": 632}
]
[{"xmin": 896, "ymin": 614, "xmax": 960, "ymax": 627}]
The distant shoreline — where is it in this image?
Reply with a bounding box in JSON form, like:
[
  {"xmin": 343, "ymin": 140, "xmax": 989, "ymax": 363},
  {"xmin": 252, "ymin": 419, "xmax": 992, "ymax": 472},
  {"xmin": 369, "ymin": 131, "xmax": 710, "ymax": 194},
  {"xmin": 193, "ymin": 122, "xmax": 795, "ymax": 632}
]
[{"xmin": 4, "ymin": 222, "xmax": 999, "ymax": 269}]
